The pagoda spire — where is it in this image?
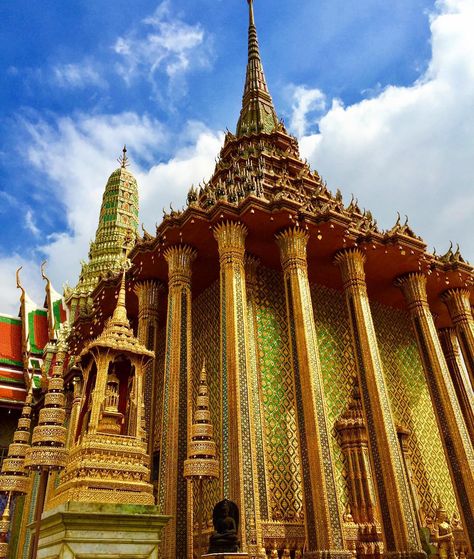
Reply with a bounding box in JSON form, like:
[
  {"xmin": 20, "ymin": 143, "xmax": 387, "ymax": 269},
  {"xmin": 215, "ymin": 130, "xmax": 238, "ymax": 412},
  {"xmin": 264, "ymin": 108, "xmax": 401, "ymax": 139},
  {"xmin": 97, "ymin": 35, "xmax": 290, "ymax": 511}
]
[{"xmin": 236, "ymin": 0, "xmax": 279, "ymax": 136}]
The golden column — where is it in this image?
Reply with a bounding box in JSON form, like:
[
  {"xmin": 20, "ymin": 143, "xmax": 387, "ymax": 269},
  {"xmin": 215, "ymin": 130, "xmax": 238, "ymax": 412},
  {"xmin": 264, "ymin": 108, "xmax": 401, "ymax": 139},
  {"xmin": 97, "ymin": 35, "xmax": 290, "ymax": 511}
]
[
  {"xmin": 213, "ymin": 221, "xmax": 265, "ymax": 557},
  {"xmin": 441, "ymin": 288, "xmax": 474, "ymax": 390},
  {"xmin": 335, "ymin": 248, "xmax": 422, "ymax": 557},
  {"xmin": 275, "ymin": 227, "xmax": 347, "ymax": 557},
  {"xmin": 134, "ymin": 280, "xmax": 163, "ymax": 457},
  {"xmin": 396, "ymin": 273, "xmax": 474, "ymax": 554},
  {"xmin": 438, "ymin": 328, "xmax": 474, "ymax": 445},
  {"xmin": 159, "ymin": 245, "xmax": 196, "ymax": 559}
]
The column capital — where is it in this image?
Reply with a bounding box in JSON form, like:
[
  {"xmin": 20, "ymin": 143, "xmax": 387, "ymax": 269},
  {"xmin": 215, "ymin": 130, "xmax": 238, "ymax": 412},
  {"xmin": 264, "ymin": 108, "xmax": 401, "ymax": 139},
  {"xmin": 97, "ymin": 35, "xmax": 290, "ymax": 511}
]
[
  {"xmin": 394, "ymin": 272, "xmax": 428, "ymax": 309},
  {"xmin": 275, "ymin": 227, "xmax": 309, "ymax": 272},
  {"xmin": 441, "ymin": 288, "xmax": 472, "ymax": 321},
  {"xmin": 334, "ymin": 248, "xmax": 367, "ymax": 289},
  {"xmin": 164, "ymin": 245, "xmax": 197, "ymax": 286},
  {"xmin": 134, "ymin": 280, "xmax": 164, "ymax": 308},
  {"xmin": 213, "ymin": 221, "xmax": 248, "ymax": 262}
]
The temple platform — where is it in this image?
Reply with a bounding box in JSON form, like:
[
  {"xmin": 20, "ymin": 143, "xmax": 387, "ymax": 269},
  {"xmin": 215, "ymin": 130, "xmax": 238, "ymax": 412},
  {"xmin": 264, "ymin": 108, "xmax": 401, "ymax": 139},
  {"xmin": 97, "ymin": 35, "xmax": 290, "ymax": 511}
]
[{"xmin": 36, "ymin": 501, "xmax": 170, "ymax": 559}]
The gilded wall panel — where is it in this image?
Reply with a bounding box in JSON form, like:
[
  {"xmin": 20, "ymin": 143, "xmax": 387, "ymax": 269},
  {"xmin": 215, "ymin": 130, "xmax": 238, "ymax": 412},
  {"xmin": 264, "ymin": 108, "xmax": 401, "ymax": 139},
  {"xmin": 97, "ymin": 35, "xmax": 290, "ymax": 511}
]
[
  {"xmin": 311, "ymin": 284, "xmax": 355, "ymax": 512},
  {"xmin": 371, "ymin": 301, "xmax": 458, "ymax": 518},
  {"xmin": 191, "ymin": 280, "xmax": 221, "ymax": 525},
  {"xmin": 254, "ymin": 266, "xmax": 304, "ymax": 521}
]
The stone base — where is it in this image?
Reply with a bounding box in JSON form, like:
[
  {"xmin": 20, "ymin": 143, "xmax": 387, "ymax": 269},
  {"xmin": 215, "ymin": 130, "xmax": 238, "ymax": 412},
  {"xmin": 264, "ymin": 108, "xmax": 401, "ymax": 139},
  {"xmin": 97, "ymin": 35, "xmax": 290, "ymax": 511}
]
[{"xmin": 36, "ymin": 501, "xmax": 170, "ymax": 559}]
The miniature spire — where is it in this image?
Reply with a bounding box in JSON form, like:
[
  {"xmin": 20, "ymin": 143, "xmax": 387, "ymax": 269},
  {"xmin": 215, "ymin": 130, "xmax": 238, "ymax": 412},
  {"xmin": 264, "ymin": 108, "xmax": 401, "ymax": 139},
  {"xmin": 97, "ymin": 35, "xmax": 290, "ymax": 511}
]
[
  {"xmin": 111, "ymin": 269, "xmax": 129, "ymax": 326},
  {"xmin": 236, "ymin": 0, "xmax": 279, "ymax": 136},
  {"xmin": 0, "ymin": 493, "xmax": 12, "ymax": 558},
  {"xmin": 184, "ymin": 360, "xmax": 219, "ymax": 480},
  {"xmin": 118, "ymin": 145, "xmax": 129, "ymax": 168},
  {"xmin": 24, "ymin": 347, "xmax": 68, "ymax": 472},
  {"xmin": 0, "ymin": 382, "xmax": 34, "ymax": 495}
]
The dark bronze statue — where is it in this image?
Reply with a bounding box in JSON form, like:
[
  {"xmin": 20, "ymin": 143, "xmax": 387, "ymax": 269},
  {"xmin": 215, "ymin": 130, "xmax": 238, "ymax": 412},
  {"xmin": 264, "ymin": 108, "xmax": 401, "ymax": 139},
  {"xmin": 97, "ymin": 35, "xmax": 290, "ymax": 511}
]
[{"xmin": 208, "ymin": 499, "xmax": 240, "ymax": 553}]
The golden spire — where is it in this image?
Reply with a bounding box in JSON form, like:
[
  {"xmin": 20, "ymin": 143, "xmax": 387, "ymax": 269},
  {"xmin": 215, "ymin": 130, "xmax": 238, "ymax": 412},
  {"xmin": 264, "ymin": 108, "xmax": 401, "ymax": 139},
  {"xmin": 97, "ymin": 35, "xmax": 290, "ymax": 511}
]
[
  {"xmin": 0, "ymin": 382, "xmax": 33, "ymax": 495},
  {"xmin": 236, "ymin": 0, "xmax": 279, "ymax": 136},
  {"xmin": 0, "ymin": 493, "xmax": 12, "ymax": 558},
  {"xmin": 111, "ymin": 269, "xmax": 129, "ymax": 326},
  {"xmin": 184, "ymin": 360, "xmax": 219, "ymax": 480},
  {"xmin": 24, "ymin": 348, "xmax": 68, "ymax": 472}
]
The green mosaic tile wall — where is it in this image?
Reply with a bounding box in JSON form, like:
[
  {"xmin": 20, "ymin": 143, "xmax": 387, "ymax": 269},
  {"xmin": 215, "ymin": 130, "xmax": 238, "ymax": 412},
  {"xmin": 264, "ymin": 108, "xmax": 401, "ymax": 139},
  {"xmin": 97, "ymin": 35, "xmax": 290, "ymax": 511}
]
[
  {"xmin": 254, "ymin": 266, "xmax": 304, "ymax": 521},
  {"xmin": 371, "ymin": 300, "xmax": 459, "ymax": 518},
  {"xmin": 311, "ymin": 283, "xmax": 355, "ymax": 512}
]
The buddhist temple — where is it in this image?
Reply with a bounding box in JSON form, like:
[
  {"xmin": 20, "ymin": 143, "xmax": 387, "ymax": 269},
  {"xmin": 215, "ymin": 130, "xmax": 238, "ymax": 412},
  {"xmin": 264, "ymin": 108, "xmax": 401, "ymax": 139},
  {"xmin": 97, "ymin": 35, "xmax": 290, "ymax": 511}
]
[{"xmin": 1, "ymin": 1, "xmax": 473, "ymax": 558}]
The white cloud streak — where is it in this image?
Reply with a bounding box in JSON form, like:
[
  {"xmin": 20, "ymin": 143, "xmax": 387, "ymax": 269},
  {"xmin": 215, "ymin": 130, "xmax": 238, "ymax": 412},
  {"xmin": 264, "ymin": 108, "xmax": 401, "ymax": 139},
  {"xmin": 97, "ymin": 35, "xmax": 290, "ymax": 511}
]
[
  {"xmin": 113, "ymin": 1, "xmax": 213, "ymax": 99},
  {"xmin": 299, "ymin": 0, "xmax": 474, "ymax": 261},
  {"xmin": 51, "ymin": 62, "xmax": 107, "ymax": 89}
]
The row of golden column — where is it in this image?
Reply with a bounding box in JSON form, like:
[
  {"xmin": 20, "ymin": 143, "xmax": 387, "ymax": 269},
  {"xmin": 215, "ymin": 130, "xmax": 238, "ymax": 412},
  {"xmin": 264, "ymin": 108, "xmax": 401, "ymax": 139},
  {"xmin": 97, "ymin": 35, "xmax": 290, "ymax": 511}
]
[
  {"xmin": 155, "ymin": 221, "xmax": 474, "ymax": 559},
  {"xmin": 1, "ymin": 221, "xmax": 473, "ymax": 559}
]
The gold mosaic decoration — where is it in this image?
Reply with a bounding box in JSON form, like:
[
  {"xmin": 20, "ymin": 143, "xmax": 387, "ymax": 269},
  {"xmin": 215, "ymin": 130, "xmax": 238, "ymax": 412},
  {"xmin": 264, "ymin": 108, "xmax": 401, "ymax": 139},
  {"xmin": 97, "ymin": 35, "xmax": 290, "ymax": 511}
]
[
  {"xmin": 371, "ymin": 300, "xmax": 458, "ymax": 518},
  {"xmin": 310, "ymin": 284, "xmax": 356, "ymax": 513},
  {"xmin": 254, "ymin": 266, "xmax": 303, "ymax": 522},
  {"xmin": 191, "ymin": 280, "xmax": 221, "ymax": 527}
]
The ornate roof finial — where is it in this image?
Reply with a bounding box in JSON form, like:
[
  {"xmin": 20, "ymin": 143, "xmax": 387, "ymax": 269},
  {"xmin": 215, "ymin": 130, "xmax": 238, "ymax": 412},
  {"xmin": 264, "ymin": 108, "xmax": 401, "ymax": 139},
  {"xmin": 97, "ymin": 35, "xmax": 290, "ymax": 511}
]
[
  {"xmin": 236, "ymin": 0, "xmax": 279, "ymax": 136},
  {"xmin": 16, "ymin": 266, "xmax": 25, "ymax": 299},
  {"xmin": 118, "ymin": 145, "xmax": 130, "ymax": 169},
  {"xmin": 41, "ymin": 260, "xmax": 52, "ymax": 293}
]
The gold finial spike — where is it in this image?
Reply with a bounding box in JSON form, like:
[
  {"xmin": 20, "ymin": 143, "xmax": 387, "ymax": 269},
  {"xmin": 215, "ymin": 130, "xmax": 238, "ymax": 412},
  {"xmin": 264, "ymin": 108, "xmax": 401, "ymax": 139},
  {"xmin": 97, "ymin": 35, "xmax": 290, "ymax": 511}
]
[
  {"xmin": 248, "ymin": 0, "xmax": 255, "ymax": 26},
  {"xmin": 118, "ymin": 145, "xmax": 130, "ymax": 168},
  {"xmin": 236, "ymin": 0, "xmax": 278, "ymax": 135},
  {"xmin": 1, "ymin": 493, "xmax": 12, "ymax": 521},
  {"xmin": 111, "ymin": 269, "xmax": 129, "ymax": 325}
]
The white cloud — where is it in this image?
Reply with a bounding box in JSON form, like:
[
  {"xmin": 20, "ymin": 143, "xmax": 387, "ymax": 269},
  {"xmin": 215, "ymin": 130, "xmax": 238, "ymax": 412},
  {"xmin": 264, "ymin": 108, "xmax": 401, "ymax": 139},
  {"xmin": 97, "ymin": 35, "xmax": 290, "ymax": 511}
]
[
  {"xmin": 299, "ymin": 0, "xmax": 474, "ymax": 261},
  {"xmin": 51, "ymin": 62, "xmax": 107, "ymax": 89},
  {"xmin": 113, "ymin": 1, "xmax": 213, "ymax": 99},
  {"xmin": 0, "ymin": 112, "xmax": 222, "ymax": 313},
  {"xmin": 24, "ymin": 209, "xmax": 40, "ymax": 236},
  {"xmin": 288, "ymin": 85, "xmax": 326, "ymax": 137}
]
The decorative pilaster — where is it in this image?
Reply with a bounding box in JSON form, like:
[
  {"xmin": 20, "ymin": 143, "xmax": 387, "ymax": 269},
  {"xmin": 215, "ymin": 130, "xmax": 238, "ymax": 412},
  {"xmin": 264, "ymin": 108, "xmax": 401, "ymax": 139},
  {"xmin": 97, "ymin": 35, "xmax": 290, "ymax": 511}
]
[
  {"xmin": 441, "ymin": 288, "xmax": 474, "ymax": 390},
  {"xmin": 275, "ymin": 227, "xmax": 347, "ymax": 557},
  {"xmin": 214, "ymin": 221, "xmax": 265, "ymax": 557},
  {"xmin": 335, "ymin": 248, "xmax": 422, "ymax": 557},
  {"xmin": 438, "ymin": 328, "xmax": 474, "ymax": 445},
  {"xmin": 396, "ymin": 273, "xmax": 474, "ymax": 553},
  {"xmin": 159, "ymin": 246, "xmax": 196, "ymax": 559},
  {"xmin": 135, "ymin": 281, "xmax": 163, "ymax": 456}
]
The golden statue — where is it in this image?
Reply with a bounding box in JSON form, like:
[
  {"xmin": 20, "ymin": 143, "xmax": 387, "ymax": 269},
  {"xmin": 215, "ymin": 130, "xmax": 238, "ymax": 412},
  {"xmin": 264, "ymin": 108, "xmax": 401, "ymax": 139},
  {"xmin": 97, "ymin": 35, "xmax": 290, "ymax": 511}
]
[{"xmin": 434, "ymin": 507, "xmax": 455, "ymax": 559}]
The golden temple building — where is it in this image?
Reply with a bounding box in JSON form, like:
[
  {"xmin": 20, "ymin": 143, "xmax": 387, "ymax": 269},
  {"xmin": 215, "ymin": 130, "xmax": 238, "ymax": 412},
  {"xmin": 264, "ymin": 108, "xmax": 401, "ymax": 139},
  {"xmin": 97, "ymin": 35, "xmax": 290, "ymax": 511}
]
[{"xmin": 1, "ymin": 1, "xmax": 474, "ymax": 558}]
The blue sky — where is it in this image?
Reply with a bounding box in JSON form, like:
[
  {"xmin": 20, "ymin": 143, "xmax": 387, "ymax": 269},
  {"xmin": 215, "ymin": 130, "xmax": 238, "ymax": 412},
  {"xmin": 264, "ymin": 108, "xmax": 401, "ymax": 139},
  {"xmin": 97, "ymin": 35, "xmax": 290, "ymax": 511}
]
[{"xmin": 1, "ymin": 0, "xmax": 473, "ymax": 313}]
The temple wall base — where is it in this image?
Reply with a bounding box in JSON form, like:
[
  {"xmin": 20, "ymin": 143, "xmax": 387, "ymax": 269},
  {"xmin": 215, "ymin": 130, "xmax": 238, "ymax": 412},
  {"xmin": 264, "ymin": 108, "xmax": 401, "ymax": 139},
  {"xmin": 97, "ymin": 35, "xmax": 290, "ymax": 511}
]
[{"xmin": 36, "ymin": 501, "xmax": 170, "ymax": 559}]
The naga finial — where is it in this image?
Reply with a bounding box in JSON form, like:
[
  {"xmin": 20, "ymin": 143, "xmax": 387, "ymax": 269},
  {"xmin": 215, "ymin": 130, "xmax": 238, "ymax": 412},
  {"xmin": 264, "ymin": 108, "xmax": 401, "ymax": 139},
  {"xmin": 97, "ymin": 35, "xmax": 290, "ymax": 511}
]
[
  {"xmin": 40, "ymin": 260, "xmax": 52, "ymax": 288},
  {"xmin": 16, "ymin": 266, "xmax": 26, "ymax": 298}
]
